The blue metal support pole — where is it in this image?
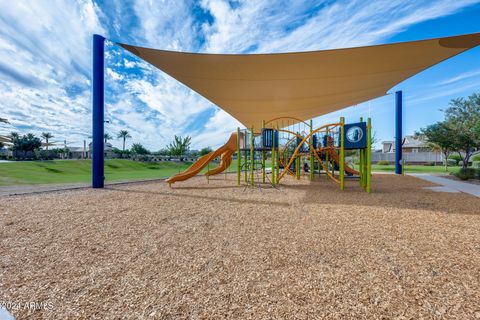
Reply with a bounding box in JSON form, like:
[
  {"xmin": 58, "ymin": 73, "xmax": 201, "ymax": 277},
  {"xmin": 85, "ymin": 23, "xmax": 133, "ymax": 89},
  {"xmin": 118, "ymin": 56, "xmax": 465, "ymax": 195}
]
[
  {"xmin": 395, "ymin": 90, "xmax": 403, "ymax": 175},
  {"xmin": 92, "ymin": 34, "xmax": 105, "ymax": 188}
]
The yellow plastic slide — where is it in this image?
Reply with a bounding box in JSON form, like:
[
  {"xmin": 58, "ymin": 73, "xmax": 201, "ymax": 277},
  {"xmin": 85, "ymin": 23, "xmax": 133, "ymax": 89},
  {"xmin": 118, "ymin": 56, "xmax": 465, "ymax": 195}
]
[
  {"xmin": 205, "ymin": 149, "xmax": 234, "ymax": 176},
  {"xmin": 166, "ymin": 133, "xmax": 237, "ymax": 184},
  {"xmin": 324, "ymin": 148, "xmax": 359, "ymax": 175}
]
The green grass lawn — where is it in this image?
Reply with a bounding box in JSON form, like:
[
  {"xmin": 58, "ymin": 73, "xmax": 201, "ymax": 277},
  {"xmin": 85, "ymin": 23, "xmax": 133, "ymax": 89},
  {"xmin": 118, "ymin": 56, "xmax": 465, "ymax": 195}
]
[
  {"xmin": 365, "ymin": 164, "xmax": 460, "ymax": 174},
  {"xmin": 0, "ymin": 159, "xmax": 194, "ymax": 186},
  {"xmin": 0, "ymin": 159, "xmax": 461, "ymax": 186},
  {"xmin": 0, "ymin": 158, "xmax": 257, "ymax": 186}
]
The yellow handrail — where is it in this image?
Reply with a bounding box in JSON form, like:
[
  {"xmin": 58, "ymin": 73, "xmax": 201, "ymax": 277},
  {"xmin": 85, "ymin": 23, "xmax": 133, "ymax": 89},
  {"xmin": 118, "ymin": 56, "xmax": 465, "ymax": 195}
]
[
  {"xmin": 277, "ymin": 123, "xmax": 343, "ymax": 183},
  {"xmin": 264, "ymin": 116, "xmax": 310, "ymax": 128}
]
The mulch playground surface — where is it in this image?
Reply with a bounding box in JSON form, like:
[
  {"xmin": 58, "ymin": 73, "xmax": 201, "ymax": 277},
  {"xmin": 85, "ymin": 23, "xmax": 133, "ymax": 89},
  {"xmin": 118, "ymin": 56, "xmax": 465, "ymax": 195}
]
[{"xmin": 1, "ymin": 174, "xmax": 479, "ymax": 319}]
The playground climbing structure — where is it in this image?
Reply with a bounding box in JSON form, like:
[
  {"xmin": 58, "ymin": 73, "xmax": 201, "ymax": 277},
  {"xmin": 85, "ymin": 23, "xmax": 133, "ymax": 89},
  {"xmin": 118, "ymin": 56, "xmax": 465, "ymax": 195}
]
[{"xmin": 166, "ymin": 117, "xmax": 372, "ymax": 192}]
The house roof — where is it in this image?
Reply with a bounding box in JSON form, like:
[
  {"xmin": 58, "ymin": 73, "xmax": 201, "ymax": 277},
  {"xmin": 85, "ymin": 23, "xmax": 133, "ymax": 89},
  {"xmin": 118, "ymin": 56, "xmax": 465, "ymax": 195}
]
[
  {"xmin": 382, "ymin": 135, "xmax": 430, "ymax": 148},
  {"xmin": 119, "ymin": 33, "xmax": 480, "ymax": 129},
  {"xmin": 403, "ymin": 136, "xmax": 429, "ymax": 148}
]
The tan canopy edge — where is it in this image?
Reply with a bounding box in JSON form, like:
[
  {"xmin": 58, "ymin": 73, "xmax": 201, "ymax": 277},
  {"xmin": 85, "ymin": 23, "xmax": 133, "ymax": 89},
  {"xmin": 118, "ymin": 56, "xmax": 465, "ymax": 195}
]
[{"xmin": 119, "ymin": 33, "xmax": 480, "ymax": 129}]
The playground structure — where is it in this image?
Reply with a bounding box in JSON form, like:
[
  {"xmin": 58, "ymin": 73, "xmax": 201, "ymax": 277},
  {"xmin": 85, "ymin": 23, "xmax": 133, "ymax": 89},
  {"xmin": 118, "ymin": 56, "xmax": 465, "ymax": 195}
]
[
  {"xmin": 166, "ymin": 116, "xmax": 372, "ymax": 192},
  {"xmin": 91, "ymin": 33, "xmax": 480, "ymax": 188}
]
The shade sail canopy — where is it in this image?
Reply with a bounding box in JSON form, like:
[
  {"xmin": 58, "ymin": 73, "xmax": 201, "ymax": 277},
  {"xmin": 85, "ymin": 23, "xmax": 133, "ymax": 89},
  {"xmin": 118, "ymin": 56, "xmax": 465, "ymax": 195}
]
[
  {"xmin": 0, "ymin": 135, "xmax": 12, "ymax": 144},
  {"xmin": 119, "ymin": 33, "xmax": 480, "ymax": 129}
]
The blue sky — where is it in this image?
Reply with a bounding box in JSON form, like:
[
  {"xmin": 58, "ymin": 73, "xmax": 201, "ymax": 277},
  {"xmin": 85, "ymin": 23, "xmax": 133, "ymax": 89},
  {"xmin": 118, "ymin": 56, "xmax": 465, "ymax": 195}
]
[{"xmin": 0, "ymin": 0, "xmax": 479, "ymax": 150}]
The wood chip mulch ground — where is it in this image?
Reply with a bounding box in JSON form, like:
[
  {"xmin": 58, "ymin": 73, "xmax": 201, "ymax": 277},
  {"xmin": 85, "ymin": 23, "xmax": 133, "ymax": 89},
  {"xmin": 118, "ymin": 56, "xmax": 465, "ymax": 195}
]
[{"xmin": 1, "ymin": 174, "xmax": 479, "ymax": 319}]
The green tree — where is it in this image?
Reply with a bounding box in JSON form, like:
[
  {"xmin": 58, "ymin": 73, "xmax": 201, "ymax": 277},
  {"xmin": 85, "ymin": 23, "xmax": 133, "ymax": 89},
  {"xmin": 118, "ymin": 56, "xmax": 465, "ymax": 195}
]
[
  {"xmin": 417, "ymin": 122, "xmax": 455, "ymax": 171},
  {"xmin": 117, "ymin": 130, "xmax": 132, "ymax": 151},
  {"xmin": 189, "ymin": 150, "xmax": 199, "ymax": 157},
  {"xmin": 131, "ymin": 143, "xmax": 149, "ymax": 155},
  {"xmin": 167, "ymin": 135, "xmax": 191, "ymax": 156},
  {"xmin": 155, "ymin": 149, "xmax": 169, "ymax": 156},
  {"xmin": 12, "ymin": 133, "xmax": 42, "ymax": 158},
  {"xmin": 104, "ymin": 133, "xmax": 113, "ymax": 144},
  {"xmin": 112, "ymin": 147, "xmax": 131, "ymax": 157},
  {"xmin": 199, "ymin": 147, "xmax": 213, "ymax": 156},
  {"xmin": 474, "ymin": 107, "xmax": 480, "ymax": 149},
  {"xmin": 10, "ymin": 132, "xmax": 19, "ymax": 141},
  {"xmin": 41, "ymin": 132, "xmax": 54, "ymax": 150},
  {"xmin": 444, "ymin": 93, "xmax": 480, "ymax": 168},
  {"xmin": 448, "ymin": 153, "xmax": 462, "ymax": 166}
]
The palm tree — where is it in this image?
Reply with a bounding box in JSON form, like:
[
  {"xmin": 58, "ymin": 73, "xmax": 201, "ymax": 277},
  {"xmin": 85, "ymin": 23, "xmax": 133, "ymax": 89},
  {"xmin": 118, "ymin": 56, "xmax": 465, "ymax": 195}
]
[
  {"xmin": 117, "ymin": 130, "xmax": 132, "ymax": 151},
  {"xmin": 104, "ymin": 133, "xmax": 113, "ymax": 144},
  {"xmin": 41, "ymin": 132, "xmax": 54, "ymax": 150},
  {"xmin": 0, "ymin": 117, "xmax": 9, "ymax": 124},
  {"xmin": 10, "ymin": 132, "xmax": 19, "ymax": 141}
]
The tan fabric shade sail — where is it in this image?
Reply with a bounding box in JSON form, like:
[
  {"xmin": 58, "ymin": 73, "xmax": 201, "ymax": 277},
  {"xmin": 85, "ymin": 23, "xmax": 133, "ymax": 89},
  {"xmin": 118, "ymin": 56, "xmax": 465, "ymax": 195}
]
[
  {"xmin": 0, "ymin": 135, "xmax": 12, "ymax": 144},
  {"xmin": 119, "ymin": 33, "xmax": 480, "ymax": 129}
]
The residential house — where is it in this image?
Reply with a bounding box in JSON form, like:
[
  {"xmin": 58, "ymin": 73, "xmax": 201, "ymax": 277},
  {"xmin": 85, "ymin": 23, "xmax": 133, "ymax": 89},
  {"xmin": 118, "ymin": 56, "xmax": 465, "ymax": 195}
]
[
  {"xmin": 375, "ymin": 135, "xmax": 443, "ymax": 164},
  {"xmin": 381, "ymin": 135, "xmax": 434, "ymax": 153}
]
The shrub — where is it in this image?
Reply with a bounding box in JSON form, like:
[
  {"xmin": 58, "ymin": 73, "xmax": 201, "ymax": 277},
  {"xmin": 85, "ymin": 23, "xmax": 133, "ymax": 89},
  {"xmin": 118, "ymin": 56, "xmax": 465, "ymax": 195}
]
[
  {"xmin": 199, "ymin": 147, "xmax": 213, "ymax": 156},
  {"xmin": 133, "ymin": 154, "xmax": 150, "ymax": 162},
  {"xmin": 154, "ymin": 149, "xmax": 169, "ymax": 156},
  {"xmin": 454, "ymin": 168, "xmax": 480, "ymax": 180},
  {"xmin": 472, "ymin": 161, "xmax": 480, "ymax": 169},
  {"xmin": 472, "ymin": 154, "xmax": 480, "ymax": 161},
  {"xmin": 112, "ymin": 147, "xmax": 131, "ymax": 158},
  {"xmin": 131, "ymin": 143, "xmax": 150, "ymax": 155},
  {"xmin": 448, "ymin": 154, "xmax": 462, "ymax": 165},
  {"xmin": 446, "ymin": 159, "xmax": 457, "ymax": 166},
  {"xmin": 376, "ymin": 160, "xmax": 390, "ymax": 165},
  {"xmin": 35, "ymin": 150, "xmax": 57, "ymax": 160},
  {"xmin": 423, "ymin": 162, "xmax": 435, "ymax": 166}
]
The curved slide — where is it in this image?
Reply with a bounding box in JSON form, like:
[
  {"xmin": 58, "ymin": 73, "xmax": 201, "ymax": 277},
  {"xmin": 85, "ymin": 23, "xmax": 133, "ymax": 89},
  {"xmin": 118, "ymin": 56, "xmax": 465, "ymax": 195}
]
[
  {"xmin": 205, "ymin": 149, "xmax": 234, "ymax": 176},
  {"xmin": 166, "ymin": 133, "xmax": 237, "ymax": 184},
  {"xmin": 321, "ymin": 148, "xmax": 359, "ymax": 175}
]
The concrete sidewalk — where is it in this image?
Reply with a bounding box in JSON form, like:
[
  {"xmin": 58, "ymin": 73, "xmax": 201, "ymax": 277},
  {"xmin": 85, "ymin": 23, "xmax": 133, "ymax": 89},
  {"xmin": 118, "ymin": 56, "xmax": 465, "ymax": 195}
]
[{"xmin": 409, "ymin": 173, "xmax": 480, "ymax": 198}]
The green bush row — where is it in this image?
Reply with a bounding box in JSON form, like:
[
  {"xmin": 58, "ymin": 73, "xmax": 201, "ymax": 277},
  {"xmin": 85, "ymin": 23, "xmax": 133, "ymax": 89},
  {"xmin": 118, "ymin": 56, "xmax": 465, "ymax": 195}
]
[
  {"xmin": 376, "ymin": 160, "xmax": 390, "ymax": 165},
  {"xmin": 448, "ymin": 153, "xmax": 480, "ymax": 166},
  {"xmin": 454, "ymin": 168, "xmax": 480, "ymax": 180}
]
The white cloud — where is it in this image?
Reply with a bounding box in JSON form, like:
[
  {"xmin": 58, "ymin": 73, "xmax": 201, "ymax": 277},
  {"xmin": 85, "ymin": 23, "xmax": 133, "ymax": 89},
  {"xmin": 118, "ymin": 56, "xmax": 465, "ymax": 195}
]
[
  {"xmin": 123, "ymin": 58, "xmax": 136, "ymax": 68},
  {"xmin": 126, "ymin": 78, "xmax": 207, "ymax": 128},
  {"xmin": 132, "ymin": 0, "xmax": 198, "ymax": 50},
  {"xmin": 437, "ymin": 69, "xmax": 480, "ymax": 86},
  {"xmin": 190, "ymin": 0, "xmax": 480, "ymax": 147},
  {"xmin": 0, "ymin": 0, "xmax": 106, "ymax": 146},
  {"xmin": 1, "ymin": 0, "xmax": 479, "ymax": 151},
  {"xmin": 201, "ymin": 0, "xmax": 479, "ymax": 54},
  {"xmin": 106, "ymin": 67, "xmax": 124, "ymax": 81},
  {"xmin": 191, "ymin": 108, "xmax": 242, "ymax": 148},
  {"xmin": 407, "ymin": 81, "xmax": 480, "ymax": 105},
  {"xmin": 0, "ymin": 81, "xmax": 91, "ymax": 142}
]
